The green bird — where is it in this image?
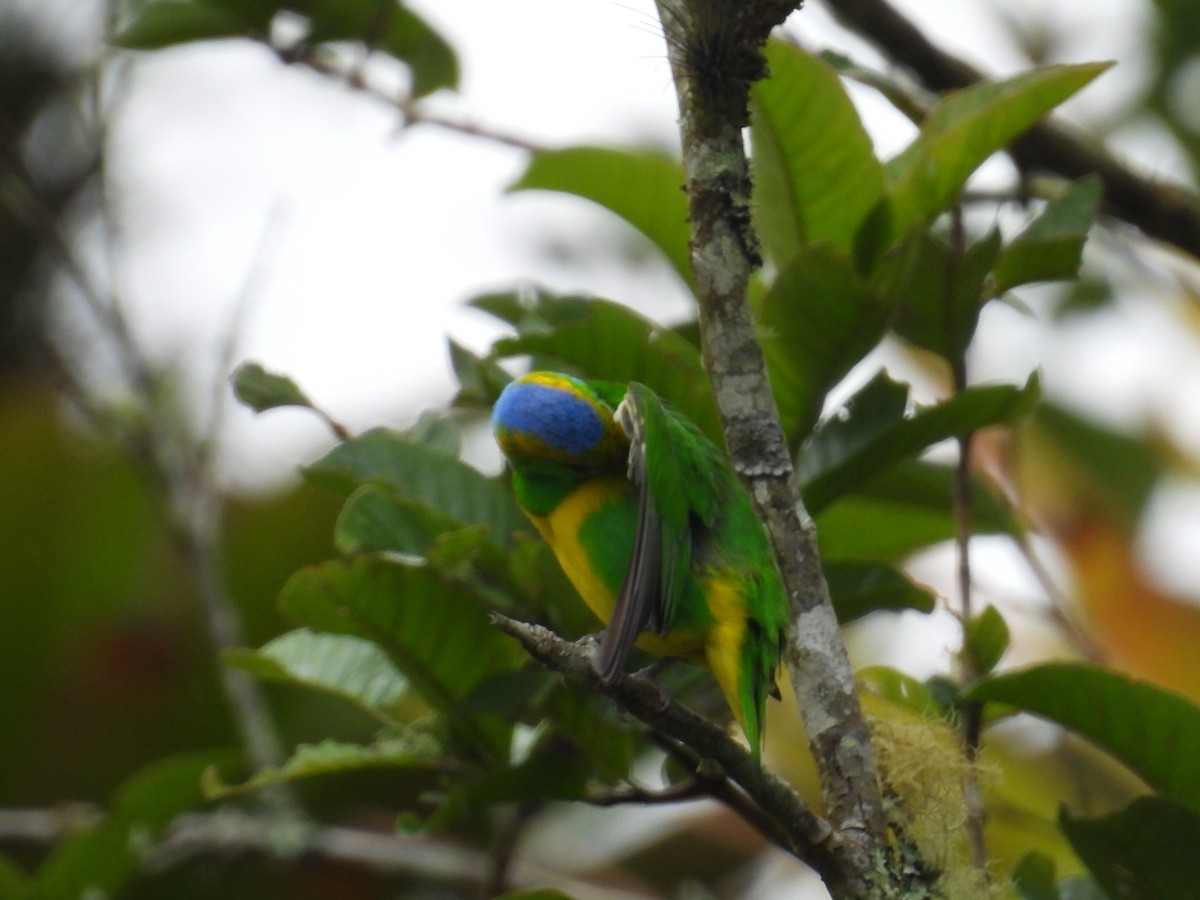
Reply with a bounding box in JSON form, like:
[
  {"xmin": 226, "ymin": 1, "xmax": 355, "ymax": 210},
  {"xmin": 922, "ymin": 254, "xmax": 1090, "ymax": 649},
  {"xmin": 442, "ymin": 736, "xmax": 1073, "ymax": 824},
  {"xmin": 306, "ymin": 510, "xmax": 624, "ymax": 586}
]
[{"xmin": 492, "ymin": 370, "xmax": 788, "ymax": 756}]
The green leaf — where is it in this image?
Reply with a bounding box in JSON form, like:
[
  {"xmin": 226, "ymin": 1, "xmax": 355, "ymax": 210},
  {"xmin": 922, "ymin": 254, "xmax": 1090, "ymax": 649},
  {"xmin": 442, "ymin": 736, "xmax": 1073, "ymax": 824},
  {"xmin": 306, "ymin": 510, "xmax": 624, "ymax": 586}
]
[
  {"xmin": 405, "ymin": 411, "xmax": 462, "ymax": 456},
  {"xmin": 1010, "ymin": 851, "xmax": 1059, "ymax": 900},
  {"xmin": 224, "ymin": 629, "xmax": 408, "ymax": 723},
  {"xmin": 889, "ymin": 229, "xmax": 1003, "ymax": 364},
  {"xmin": 884, "ymin": 63, "xmax": 1110, "ymax": 243},
  {"xmin": 297, "ymin": 0, "xmax": 458, "ymax": 97},
  {"xmin": 230, "ymin": 361, "xmax": 314, "ymax": 414},
  {"xmin": 449, "ymin": 338, "xmax": 511, "ymax": 405},
  {"xmin": 750, "ymin": 41, "xmax": 885, "ymax": 264},
  {"xmin": 968, "ymin": 663, "xmax": 1200, "ymax": 811},
  {"xmin": 758, "ymin": 243, "xmax": 892, "ymax": 444},
  {"xmin": 994, "ymin": 176, "xmax": 1102, "ymax": 292},
  {"xmin": 0, "ymin": 856, "xmax": 30, "ymax": 898},
  {"xmin": 376, "ymin": 5, "xmax": 459, "ymax": 98},
  {"xmin": 473, "ymin": 289, "xmax": 720, "ymax": 440},
  {"xmin": 334, "ymin": 485, "xmax": 461, "ymax": 556},
  {"xmin": 965, "ymin": 605, "xmax": 1011, "ymax": 676},
  {"xmin": 825, "ymin": 561, "xmax": 935, "ymax": 623},
  {"xmin": 1060, "ymin": 795, "xmax": 1200, "ymax": 900},
  {"xmin": 799, "ymin": 370, "xmax": 1040, "ymax": 514},
  {"xmin": 427, "ymin": 742, "xmax": 591, "ymax": 829},
  {"xmin": 858, "ymin": 666, "xmax": 948, "ymax": 718},
  {"xmin": 204, "ymin": 736, "xmax": 439, "ymax": 799},
  {"xmin": 37, "ymin": 754, "xmax": 216, "ymax": 900},
  {"xmin": 279, "ymin": 557, "xmax": 522, "ymax": 755},
  {"xmin": 113, "ymin": 0, "xmax": 255, "ymax": 48},
  {"xmin": 508, "ymin": 147, "xmax": 692, "ymax": 291},
  {"xmin": 305, "ymin": 427, "xmax": 527, "ymax": 542},
  {"xmin": 816, "ymin": 460, "xmax": 1014, "ymax": 560},
  {"xmin": 495, "ymin": 891, "xmax": 577, "ymax": 900}
]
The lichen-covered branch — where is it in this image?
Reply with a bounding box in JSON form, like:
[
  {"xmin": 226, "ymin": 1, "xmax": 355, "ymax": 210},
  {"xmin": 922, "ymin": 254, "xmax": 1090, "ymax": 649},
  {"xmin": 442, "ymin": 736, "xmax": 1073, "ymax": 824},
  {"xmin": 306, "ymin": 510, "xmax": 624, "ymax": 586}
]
[
  {"xmin": 651, "ymin": 1, "xmax": 895, "ymax": 894},
  {"xmin": 489, "ymin": 615, "xmax": 849, "ymax": 881}
]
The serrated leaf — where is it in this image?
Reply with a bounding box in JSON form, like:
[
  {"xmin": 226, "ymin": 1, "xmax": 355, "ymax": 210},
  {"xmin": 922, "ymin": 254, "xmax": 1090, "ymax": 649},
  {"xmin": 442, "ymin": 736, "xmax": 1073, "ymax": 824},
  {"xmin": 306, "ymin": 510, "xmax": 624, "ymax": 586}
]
[
  {"xmin": 279, "ymin": 557, "xmax": 522, "ymax": 755},
  {"xmin": 230, "ymin": 361, "xmax": 314, "ymax": 413},
  {"xmin": 968, "ymin": 663, "xmax": 1200, "ymax": 811},
  {"xmin": 113, "ymin": 0, "xmax": 255, "ymax": 48},
  {"xmin": 1010, "ymin": 851, "xmax": 1059, "ymax": 900},
  {"xmin": 966, "ymin": 605, "xmax": 1011, "ymax": 676},
  {"xmin": 883, "ymin": 63, "xmax": 1110, "ymax": 244},
  {"xmin": 427, "ymin": 742, "xmax": 591, "ymax": 829},
  {"xmin": 799, "ymin": 370, "xmax": 1039, "ymax": 514},
  {"xmin": 225, "ymin": 629, "xmax": 408, "ymax": 723},
  {"xmin": 449, "ymin": 338, "xmax": 511, "ymax": 405},
  {"xmin": 305, "ymin": 427, "xmax": 527, "ymax": 542},
  {"xmin": 995, "ymin": 176, "xmax": 1102, "ymax": 292},
  {"xmin": 759, "ymin": 243, "xmax": 892, "ymax": 444},
  {"xmin": 825, "ymin": 561, "xmax": 935, "ymax": 623},
  {"xmin": 751, "ymin": 41, "xmax": 886, "ymax": 264},
  {"xmin": 37, "ymin": 754, "xmax": 217, "ymax": 900},
  {"xmin": 508, "ymin": 147, "xmax": 692, "ymax": 291},
  {"xmin": 1060, "ymin": 795, "xmax": 1200, "ymax": 900},
  {"xmin": 334, "ymin": 485, "xmax": 461, "ymax": 556},
  {"xmin": 473, "ymin": 289, "xmax": 720, "ymax": 440},
  {"xmin": 889, "ymin": 229, "xmax": 1003, "ymax": 364},
  {"xmin": 204, "ymin": 737, "xmax": 439, "ymax": 799},
  {"xmin": 405, "ymin": 411, "xmax": 461, "ymax": 456}
]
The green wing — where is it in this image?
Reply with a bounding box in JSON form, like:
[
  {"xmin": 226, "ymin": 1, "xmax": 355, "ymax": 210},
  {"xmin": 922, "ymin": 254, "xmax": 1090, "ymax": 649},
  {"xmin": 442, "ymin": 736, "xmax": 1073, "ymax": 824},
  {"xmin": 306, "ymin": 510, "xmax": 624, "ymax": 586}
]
[{"xmin": 595, "ymin": 381, "xmax": 725, "ymax": 682}]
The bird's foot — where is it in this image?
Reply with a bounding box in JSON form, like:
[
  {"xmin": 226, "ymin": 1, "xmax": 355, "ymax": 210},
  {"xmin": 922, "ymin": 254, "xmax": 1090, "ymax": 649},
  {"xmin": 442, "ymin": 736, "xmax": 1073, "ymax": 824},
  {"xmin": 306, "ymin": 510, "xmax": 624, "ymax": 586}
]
[
  {"xmin": 632, "ymin": 660, "xmax": 674, "ymax": 712},
  {"xmin": 574, "ymin": 632, "xmax": 602, "ymax": 667}
]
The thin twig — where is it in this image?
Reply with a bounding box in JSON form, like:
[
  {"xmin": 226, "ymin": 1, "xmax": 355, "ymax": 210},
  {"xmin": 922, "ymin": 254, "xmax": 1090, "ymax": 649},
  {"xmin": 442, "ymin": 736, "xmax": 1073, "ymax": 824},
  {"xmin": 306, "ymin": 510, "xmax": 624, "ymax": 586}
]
[
  {"xmin": 946, "ymin": 204, "xmax": 990, "ymax": 872},
  {"xmin": 296, "ymin": 53, "xmax": 544, "ymax": 153},
  {"xmin": 481, "ymin": 802, "xmax": 537, "ymax": 899}
]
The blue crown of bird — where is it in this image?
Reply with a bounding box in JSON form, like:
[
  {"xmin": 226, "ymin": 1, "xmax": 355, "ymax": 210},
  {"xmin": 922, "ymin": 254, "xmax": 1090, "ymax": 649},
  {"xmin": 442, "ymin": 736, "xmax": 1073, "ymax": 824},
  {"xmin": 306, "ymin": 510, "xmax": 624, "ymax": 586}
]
[{"xmin": 492, "ymin": 371, "xmax": 788, "ymax": 757}]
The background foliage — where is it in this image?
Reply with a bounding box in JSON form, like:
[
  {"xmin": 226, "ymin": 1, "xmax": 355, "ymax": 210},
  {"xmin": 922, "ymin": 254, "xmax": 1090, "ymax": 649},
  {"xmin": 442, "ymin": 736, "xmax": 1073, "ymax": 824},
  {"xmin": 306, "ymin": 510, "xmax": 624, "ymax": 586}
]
[{"xmin": 3, "ymin": 0, "xmax": 1200, "ymax": 897}]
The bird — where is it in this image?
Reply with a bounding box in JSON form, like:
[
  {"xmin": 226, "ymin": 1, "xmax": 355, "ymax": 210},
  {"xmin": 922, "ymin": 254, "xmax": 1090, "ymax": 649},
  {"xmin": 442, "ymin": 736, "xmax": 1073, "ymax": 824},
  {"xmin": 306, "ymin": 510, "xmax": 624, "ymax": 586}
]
[{"xmin": 492, "ymin": 370, "xmax": 788, "ymax": 757}]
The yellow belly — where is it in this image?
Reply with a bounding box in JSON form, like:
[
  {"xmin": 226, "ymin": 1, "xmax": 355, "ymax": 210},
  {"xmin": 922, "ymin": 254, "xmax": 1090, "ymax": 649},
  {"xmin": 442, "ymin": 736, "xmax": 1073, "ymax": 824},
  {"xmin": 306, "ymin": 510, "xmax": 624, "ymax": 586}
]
[{"xmin": 526, "ymin": 475, "xmax": 705, "ymax": 663}]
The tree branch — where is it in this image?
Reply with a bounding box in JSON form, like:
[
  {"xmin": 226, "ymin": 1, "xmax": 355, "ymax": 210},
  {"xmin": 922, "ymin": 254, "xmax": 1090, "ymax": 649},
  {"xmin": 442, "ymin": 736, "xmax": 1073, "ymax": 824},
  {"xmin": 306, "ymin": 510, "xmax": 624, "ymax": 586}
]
[
  {"xmin": 821, "ymin": 0, "xmax": 1200, "ymax": 261},
  {"xmin": 0, "ymin": 806, "xmax": 654, "ymax": 899},
  {"xmin": 650, "ymin": 2, "xmax": 898, "ymax": 895},
  {"xmin": 488, "ymin": 615, "xmax": 850, "ymax": 883}
]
